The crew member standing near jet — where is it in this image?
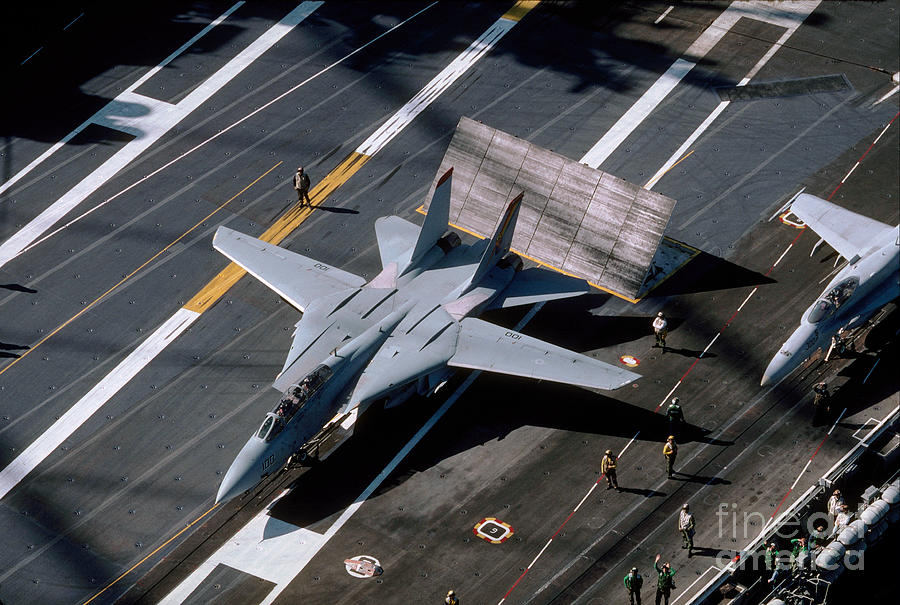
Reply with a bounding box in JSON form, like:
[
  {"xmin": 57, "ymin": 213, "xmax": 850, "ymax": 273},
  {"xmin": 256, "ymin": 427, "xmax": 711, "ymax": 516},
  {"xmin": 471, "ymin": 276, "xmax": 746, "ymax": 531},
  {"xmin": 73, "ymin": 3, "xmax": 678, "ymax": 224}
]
[
  {"xmin": 654, "ymin": 555, "xmax": 676, "ymax": 605},
  {"xmin": 293, "ymin": 165, "xmax": 311, "ymax": 206},
  {"xmin": 812, "ymin": 382, "xmax": 831, "ymax": 421},
  {"xmin": 624, "ymin": 566, "xmax": 643, "ymax": 605},
  {"xmin": 601, "ymin": 449, "xmax": 620, "ymax": 491},
  {"xmin": 678, "ymin": 503, "xmax": 695, "ymax": 557},
  {"xmin": 663, "ymin": 436, "xmax": 678, "ymax": 478},
  {"xmin": 652, "ymin": 312, "xmax": 668, "ymax": 351},
  {"xmin": 665, "ymin": 397, "xmax": 684, "ymax": 436}
]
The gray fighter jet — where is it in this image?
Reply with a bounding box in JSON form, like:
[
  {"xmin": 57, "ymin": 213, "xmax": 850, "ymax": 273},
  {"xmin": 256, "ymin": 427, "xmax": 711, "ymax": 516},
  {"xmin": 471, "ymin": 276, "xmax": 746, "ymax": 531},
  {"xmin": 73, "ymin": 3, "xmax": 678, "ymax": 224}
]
[
  {"xmin": 761, "ymin": 193, "xmax": 899, "ymax": 387},
  {"xmin": 214, "ymin": 169, "xmax": 640, "ymax": 503}
]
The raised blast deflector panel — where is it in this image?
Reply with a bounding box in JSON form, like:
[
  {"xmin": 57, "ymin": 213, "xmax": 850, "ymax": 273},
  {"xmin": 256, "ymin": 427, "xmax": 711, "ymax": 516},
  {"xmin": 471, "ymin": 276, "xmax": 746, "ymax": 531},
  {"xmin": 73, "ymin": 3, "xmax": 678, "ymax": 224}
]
[{"xmin": 422, "ymin": 117, "xmax": 677, "ymax": 299}]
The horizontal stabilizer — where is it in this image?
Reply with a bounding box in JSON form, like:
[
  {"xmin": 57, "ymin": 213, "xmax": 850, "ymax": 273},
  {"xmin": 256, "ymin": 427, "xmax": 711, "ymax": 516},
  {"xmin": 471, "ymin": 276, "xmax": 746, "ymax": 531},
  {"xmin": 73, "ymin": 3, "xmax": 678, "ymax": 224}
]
[
  {"xmin": 213, "ymin": 226, "xmax": 365, "ymax": 313},
  {"xmin": 448, "ymin": 318, "xmax": 639, "ymax": 390},
  {"xmin": 488, "ymin": 267, "xmax": 591, "ymax": 310},
  {"xmin": 791, "ymin": 194, "xmax": 894, "ymax": 261}
]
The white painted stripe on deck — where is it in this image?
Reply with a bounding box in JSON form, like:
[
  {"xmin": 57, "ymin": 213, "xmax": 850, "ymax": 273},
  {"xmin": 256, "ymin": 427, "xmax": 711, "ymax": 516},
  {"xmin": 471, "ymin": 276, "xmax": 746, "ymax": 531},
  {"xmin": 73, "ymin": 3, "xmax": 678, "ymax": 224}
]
[
  {"xmin": 356, "ymin": 16, "xmax": 517, "ymax": 156},
  {"xmin": 163, "ymin": 303, "xmax": 548, "ymax": 604},
  {"xmin": 772, "ymin": 242, "xmax": 793, "ymax": 268},
  {"xmin": 643, "ymin": 1, "xmax": 820, "ymax": 188},
  {"xmin": 655, "ymin": 6, "xmax": 674, "ymax": 25},
  {"xmin": 790, "ymin": 458, "xmax": 813, "ymax": 490},
  {"xmin": 18, "ymin": 2, "xmax": 437, "ymax": 260},
  {"xmin": 736, "ymin": 287, "xmax": 758, "ymax": 312},
  {"xmin": 0, "ymin": 2, "xmax": 243, "ymax": 198},
  {"xmin": 20, "ymin": 47, "xmax": 43, "ymax": 65},
  {"xmin": 0, "ymin": 2, "xmax": 320, "ymax": 270},
  {"xmin": 0, "ymin": 308, "xmax": 199, "ymax": 500},
  {"xmin": 670, "ymin": 566, "xmax": 719, "ymax": 604}
]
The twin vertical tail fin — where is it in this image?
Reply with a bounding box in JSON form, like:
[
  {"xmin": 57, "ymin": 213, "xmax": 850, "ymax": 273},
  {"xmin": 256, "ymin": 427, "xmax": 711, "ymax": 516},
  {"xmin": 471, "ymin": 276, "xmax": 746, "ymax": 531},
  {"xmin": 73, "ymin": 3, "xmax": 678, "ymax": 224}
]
[
  {"xmin": 411, "ymin": 167, "xmax": 453, "ymax": 266},
  {"xmin": 373, "ymin": 168, "xmax": 453, "ymax": 279},
  {"xmin": 466, "ymin": 191, "xmax": 524, "ymax": 288}
]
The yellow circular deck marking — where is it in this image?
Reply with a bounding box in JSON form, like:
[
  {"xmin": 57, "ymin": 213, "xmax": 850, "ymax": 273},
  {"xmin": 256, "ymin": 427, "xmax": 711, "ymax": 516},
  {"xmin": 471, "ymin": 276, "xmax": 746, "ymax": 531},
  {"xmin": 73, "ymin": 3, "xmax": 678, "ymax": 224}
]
[
  {"xmin": 619, "ymin": 355, "xmax": 640, "ymax": 367},
  {"xmin": 779, "ymin": 210, "xmax": 806, "ymax": 229},
  {"xmin": 474, "ymin": 517, "xmax": 514, "ymax": 543}
]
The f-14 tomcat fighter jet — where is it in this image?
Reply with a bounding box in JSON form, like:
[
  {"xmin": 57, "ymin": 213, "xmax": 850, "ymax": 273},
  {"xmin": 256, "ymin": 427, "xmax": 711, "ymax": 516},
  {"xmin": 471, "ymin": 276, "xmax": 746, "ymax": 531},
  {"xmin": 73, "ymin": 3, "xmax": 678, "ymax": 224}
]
[
  {"xmin": 214, "ymin": 169, "xmax": 640, "ymax": 503},
  {"xmin": 761, "ymin": 193, "xmax": 899, "ymax": 387}
]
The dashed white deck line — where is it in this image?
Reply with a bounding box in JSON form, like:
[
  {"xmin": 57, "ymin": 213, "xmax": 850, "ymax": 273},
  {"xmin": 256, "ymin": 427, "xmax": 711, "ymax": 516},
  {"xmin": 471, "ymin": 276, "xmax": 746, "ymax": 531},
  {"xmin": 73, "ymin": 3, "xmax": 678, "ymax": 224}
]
[
  {"xmin": 0, "ymin": 2, "xmax": 320, "ymax": 270},
  {"xmin": 643, "ymin": 1, "xmax": 820, "ymax": 188},
  {"xmin": 63, "ymin": 12, "xmax": 84, "ymax": 30},
  {"xmin": 863, "ymin": 358, "xmax": 880, "ymax": 384},
  {"xmin": 20, "ymin": 47, "xmax": 43, "ymax": 65},
  {"xmin": 0, "ymin": 308, "xmax": 200, "ymax": 500},
  {"xmin": 736, "ymin": 287, "xmax": 758, "ymax": 313}
]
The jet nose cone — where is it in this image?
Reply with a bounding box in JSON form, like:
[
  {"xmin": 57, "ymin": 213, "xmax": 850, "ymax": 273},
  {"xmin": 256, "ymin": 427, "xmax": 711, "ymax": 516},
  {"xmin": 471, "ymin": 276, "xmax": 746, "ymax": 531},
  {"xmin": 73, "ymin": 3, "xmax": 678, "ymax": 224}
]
[
  {"xmin": 761, "ymin": 354, "xmax": 789, "ymax": 388},
  {"xmin": 216, "ymin": 446, "xmax": 265, "ymax": 504}
]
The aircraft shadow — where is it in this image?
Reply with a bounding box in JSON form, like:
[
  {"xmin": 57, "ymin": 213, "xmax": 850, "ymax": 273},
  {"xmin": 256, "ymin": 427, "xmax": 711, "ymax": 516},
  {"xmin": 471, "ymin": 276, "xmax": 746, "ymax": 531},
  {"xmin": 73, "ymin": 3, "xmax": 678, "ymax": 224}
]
[
  {"xmin": 617, "ymin": 486, "xmax": 667, "ymax": 498},
  {"xmin": 662, "ymin": 346, "xmax": 716, "ymax": 359},
  {"xmin": 0, "ymin": 341, "xmax": 29, "ymax": 359},
  {"xmin": 0, "ymin": 283, "xmax": 37, "ymax": 293},
  {"xmin": 314, "ymin": 205, "xmax": 359, "ymax": 214},
  {"xmin": 520, "ymin": 296, "xmax": 686, "ymax": 352},
  {"xmin": 270, "ymin": 375, "xmax": 733, "ymax": 527},
  {"xmin": 690, "ymin": 546, "xmax": 732, "ymax": 559},
  {"xmin": 670, "ymin": 470, "xmax": 731, "ymax": 486},
  {"xmin": 646, "ymin": 248, "xmax": 776, "ymax": 297}
]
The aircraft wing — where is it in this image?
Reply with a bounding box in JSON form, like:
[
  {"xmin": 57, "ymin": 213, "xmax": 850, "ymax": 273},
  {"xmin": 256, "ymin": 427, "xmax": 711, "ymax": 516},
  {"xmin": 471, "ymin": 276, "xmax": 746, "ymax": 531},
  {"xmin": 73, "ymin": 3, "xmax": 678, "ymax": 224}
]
[
  {"xmin": 487, "ymin": 267, "xmax": 592, "ymax": 310},
  {"xmin": 213, "ymin": 226, "xmax": 365, "ymax": 313},
  {"xmin": 448, "ymin": 318, "xmax": 639, "ymax": 390},
  {"xmin": 791, "ymin": 194, "xmax": 894, "ymax": 261}
]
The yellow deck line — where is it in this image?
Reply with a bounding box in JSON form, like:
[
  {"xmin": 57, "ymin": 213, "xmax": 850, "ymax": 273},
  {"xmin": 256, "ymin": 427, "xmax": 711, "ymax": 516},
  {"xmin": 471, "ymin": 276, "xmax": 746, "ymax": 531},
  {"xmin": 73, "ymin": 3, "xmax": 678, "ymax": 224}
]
[
  {"xmin": 502, "ymin": 1, "xmax": 539, "ymax": 22},
  {"xmin": 184, "ymin": 152, "xmax": 371, "ymax": 313},
  {"xmin": 83, "ymin": 503, "xmax": 220, "ymax": 604},
  {"xmin": 0, "ymin": 163, "xmax": 282, "ymax": 378}
]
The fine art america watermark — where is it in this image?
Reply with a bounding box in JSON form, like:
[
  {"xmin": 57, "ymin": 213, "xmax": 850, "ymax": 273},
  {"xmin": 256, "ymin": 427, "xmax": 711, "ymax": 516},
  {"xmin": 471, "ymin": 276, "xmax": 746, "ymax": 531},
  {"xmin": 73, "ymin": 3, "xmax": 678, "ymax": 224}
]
[{"xmin": 714, "ymin": 503, "xmax": 865, "ymax": 572}]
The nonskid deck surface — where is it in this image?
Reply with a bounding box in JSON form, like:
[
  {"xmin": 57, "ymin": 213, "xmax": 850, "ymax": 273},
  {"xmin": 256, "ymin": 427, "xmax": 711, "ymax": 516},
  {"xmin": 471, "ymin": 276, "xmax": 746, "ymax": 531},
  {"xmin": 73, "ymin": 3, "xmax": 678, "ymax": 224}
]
[{"xmin": 0, "ymin": 2, "xmax": 897, "ymax": 604}]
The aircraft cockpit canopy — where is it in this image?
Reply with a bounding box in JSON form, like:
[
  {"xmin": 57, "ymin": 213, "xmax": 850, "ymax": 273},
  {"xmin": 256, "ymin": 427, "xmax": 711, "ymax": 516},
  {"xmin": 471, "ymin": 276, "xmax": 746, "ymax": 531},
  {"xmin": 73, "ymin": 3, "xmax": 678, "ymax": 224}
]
[
  {"xmin": 255, "ymin": 364, "xmax": 334, "ymax": 442},
  {"xmin": 807, "ymin": 276, "xmax": 859, "ymax": 324}
]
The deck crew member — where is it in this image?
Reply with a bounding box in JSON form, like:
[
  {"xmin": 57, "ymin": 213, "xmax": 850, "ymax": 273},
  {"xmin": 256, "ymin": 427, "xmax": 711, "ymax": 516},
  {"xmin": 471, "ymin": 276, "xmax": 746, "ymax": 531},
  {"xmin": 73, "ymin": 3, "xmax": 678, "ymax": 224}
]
[
  {"xmin": 445, "ymin": 589, "xmax": 459, "ymax": 605},
  {"xmin": 665, "ymin": 397, "xmax": 684, "ymax": 436},
  {"xmin": 790, "ymin": 537, "xmax": 809, "ymax": 570},
  {"xmin": 624, "ymin": 566, "xmax": 643, "ymax": 605},
  {"xmin": 678, "ymin": 503, "xmax": 695, "ymax": 557},
  {"xmin": 652, "ymin": 312, "xmax": 668, "ymax": 350},
  {"xmin": 663, "ymin": 436, "xmax": 678, "ymax": 478},
  {"xmin": 653, "ymin": 554, "xmax": 676, "ymax": 605},
  {"xmin": 812, "ymin": 382, "xmax": 831, "ymax": 419},
  {"xmin": 601, "ymin": 449, "xmax": 620, "ymax": 491},
  {"xmin": 294, "ymin": 165, "xmax": 311, "ymax": 206}
]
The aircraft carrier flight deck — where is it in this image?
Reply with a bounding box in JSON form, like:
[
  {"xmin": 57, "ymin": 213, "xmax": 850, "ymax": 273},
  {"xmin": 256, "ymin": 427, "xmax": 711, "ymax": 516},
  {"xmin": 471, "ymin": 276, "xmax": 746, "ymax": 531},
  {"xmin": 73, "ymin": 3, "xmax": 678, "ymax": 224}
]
[{"xmin": 0, "ymin": 2, "xmax": 897, "ymax": 604}]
